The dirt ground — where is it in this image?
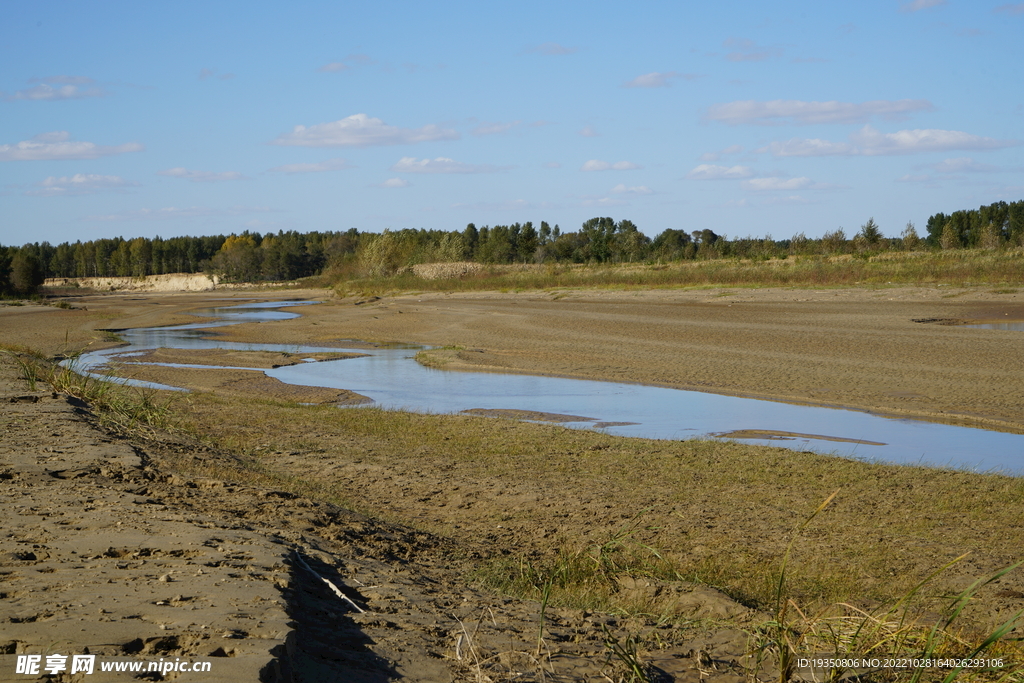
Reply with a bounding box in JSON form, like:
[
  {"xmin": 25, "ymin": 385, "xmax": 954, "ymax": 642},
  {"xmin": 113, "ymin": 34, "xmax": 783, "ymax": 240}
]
[{"xmin": 2, "ymin": 284, "xmax": 1024, "ymax": 681}]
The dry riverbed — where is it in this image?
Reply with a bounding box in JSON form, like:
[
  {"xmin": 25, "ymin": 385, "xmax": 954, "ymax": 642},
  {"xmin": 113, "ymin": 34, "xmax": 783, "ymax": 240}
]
[{"xmin": 2, "ymin": 285, "xmax": 1024, "ymax": 681}]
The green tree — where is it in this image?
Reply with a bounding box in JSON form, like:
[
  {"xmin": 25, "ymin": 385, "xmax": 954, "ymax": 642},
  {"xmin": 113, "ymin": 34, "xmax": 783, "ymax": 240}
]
[
  {"xmin": 856, "ymin": 218, "xmax": 883, "ymax": 247},
  {"xmin": 9, "ymin": 251, "xmax": 45, "ymax": 294},
  {"xmin": 518, "ymin": 222, "xmax": 538, "ymax": 262},
  {"xmin": 651, "ymin": 229, "xmax": 691, "ymax": 260}
]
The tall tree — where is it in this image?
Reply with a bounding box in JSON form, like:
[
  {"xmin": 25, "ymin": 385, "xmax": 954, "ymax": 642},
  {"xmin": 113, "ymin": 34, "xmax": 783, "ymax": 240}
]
[{"xmin": 9, "ymin": 251, "xmax": 45, "ymax": 294}]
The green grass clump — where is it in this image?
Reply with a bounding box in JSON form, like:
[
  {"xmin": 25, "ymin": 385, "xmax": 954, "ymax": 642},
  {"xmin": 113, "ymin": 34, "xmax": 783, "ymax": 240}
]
[{"xmin": 1, "ymin": 344, "xmax": 177, "ymax": 435}]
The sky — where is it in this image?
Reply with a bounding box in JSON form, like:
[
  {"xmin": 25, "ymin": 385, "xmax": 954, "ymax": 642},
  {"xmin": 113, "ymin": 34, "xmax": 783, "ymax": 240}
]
[{"xmin": 2, "ymin": 0, "xmax": 1023, "ymax": 247}]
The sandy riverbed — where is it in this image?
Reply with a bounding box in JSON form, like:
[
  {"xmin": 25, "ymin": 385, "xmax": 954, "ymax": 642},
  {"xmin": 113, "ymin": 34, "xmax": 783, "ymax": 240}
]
[{"xmin": 3, "ymin": 285, "xmax": 1024, "ymax": 681}]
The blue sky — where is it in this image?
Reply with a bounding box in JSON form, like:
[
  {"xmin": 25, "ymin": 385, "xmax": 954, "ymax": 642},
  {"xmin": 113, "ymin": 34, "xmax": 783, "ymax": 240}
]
[{"xmin": 2, "ymin": 0, "xmax": 1022, "ymax": 246}]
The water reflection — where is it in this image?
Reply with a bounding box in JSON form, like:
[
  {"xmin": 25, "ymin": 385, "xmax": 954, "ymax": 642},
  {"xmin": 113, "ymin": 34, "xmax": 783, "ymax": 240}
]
[
  {"xmin": 963, "ymin": 322, "xmax": 1024, "ymax": 331},
  {"xmin": 74, "ymin": 300, "xmax": 1024, "ymax": 475}
]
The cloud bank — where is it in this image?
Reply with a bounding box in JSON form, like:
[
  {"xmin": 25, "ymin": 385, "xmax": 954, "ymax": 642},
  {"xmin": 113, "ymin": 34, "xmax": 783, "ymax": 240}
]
[
  {"xmin": 686, "ymin": 164, "xmax": 754, "ymax": 180},
  {"xmin": 272, "ymin": 114, "xmax": 458, "ymax": 147},
  {"xmin": 268, "ymin": 158, "xmax": 352, "ymax": 173},
  {"xmin": 391, "ymin": 157, "xmax": 509, "ymax": 174},
  {"xmin": 761, "ymin": 125, "xmax": 1017, "ymax": 157},
  {"xmin": 581, "ymin": 160, "xmax": 641, "ymax": 171},
  {"xmin": 0, "ymin": 132, "xmax": 143, "ymax": 161},
  {"xmin": 705, "ymin": 99, "xmax": 934, "ymax": 125},
  {"xmin": 623, "ymin": 72, "xmax": 698, "ymax": 88},
  {"xmin": 27, "ymin": 174, "xmax": 138, "ymax": 196},
  {"xmin": 158, "ymin": 168, "xmax": 245, "ymax": 182}
]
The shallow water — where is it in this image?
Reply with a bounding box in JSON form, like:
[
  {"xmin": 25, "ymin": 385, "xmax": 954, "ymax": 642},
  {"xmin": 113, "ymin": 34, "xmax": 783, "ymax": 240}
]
[
  {"xmin": 963, "ymin": 321, "xmax": 1024, "ymax": 331},
  {"xmin": 75, "ymin": 300, "xmax": 1024, "ymax": 475}
]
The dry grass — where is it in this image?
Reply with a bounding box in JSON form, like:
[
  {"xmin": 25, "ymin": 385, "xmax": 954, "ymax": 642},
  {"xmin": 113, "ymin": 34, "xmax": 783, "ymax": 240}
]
[{"xmin": 173, "ymin": 394, "xmax": 1024, "ymax": 621}]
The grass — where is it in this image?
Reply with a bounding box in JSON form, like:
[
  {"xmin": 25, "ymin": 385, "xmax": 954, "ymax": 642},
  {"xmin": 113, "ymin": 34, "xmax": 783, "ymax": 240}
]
[
  {"xmin": 332, "ymin": 249, "xmax": 1024, "ymax": 297},
  {"xmin": 5, "ymin": 342, "xmax": 1022, "ymax": 678},
  {"xmin": 175, "ymin": 395, "xmax": 1024, "ymax": 622},
  {"xmin": 0, "ymin": 343, "xmax": 178, "ymax": 435},
  {"xmin": 748, "ymin": 491, "xmax": 1024, "ymax": 682}
]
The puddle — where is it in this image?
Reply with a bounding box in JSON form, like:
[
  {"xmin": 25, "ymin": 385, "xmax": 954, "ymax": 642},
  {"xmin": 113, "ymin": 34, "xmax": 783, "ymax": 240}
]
[
  {"xmin": 962, "ymin": 322, "xmax": 1024, "ymax": 331},
  {"xmin": 72, "ymin": 301, "xmax": 1024, "ymax": 475}
]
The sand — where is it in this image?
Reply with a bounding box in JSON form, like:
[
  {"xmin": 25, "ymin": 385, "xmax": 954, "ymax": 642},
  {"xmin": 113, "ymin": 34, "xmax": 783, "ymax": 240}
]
[{"xmin": 3, "ymin": 284, "xmax": 1024, "ymax": 681}]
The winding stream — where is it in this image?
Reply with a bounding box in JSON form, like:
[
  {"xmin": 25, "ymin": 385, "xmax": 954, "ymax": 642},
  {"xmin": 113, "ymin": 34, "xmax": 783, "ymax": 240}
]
[{"xmin": 75, "ymin": 300, "xmax": 1024, "ymax": 475}]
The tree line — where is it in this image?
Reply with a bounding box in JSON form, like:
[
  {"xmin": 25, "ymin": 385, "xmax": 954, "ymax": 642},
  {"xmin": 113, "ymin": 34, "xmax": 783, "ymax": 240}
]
[{"xmin": 3, "ymin": 199, "xmax": 1022, "ymax": 295}]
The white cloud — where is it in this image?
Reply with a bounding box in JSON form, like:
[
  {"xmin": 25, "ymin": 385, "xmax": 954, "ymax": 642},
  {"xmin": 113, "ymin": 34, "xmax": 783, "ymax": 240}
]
[
  {"xmin": 929, "ymin": 157, "xmax": 1002, "ymax": 173},
  {"xmin": 0, "ymin": 131, "xmax": 143, "ymax": 161},
  {"xmin": 761, "ymin": 138, "xmax": 856, "ymax": 157},
  {"xmin": 530, "ymin": 42, "xmax": 577, "ymax": 55},
  {"xmin": 85, "ymin": 206, "xmax": 275, "ymax": 222},
  {"xmin": 380, "ymin": 178, "xmax": 410, "ymax": 188},
  {"xmin": 851, "ymin": 125, "xmax": 1016, "ymax": 155},
  {"xmin": 26, "ymin": 174, "xmax": 138, "ymax": 196},
  {"xmin": 902, "ymin": 0, "xmax": 946, "ymax": 11},
  {"xmin": 994, "ymin": 3, "xmax": 1024, "ymax": 14},
  {"xmin": 578, "ymin": 125, "xmax": 599, "ymax": 137},
  {"xmin": 759, "ymin": 125, "xmax": 1016, "ymax": 157},
  {"xmin": 705, "ymin": 99, "xmax": 934, "ymax": 125},
  {"xmin": 581, "ymin": 160, "xmax": 641, "ymax": 171},
  {"xmin": 4, "ymin": 78, "xmax": 107, "ymax": 101},
  {"xmin": 743, "ymin": 177, "xmax": 813, "ymax": 191},
  {"xmin": 390, "ymin": 157, "xmax": 509, "ymax": 174},
  {"xmin": 158, "ymin": 168, "xmax": 245, "ymax": 182},
  {"xmin": 272, "ymin": 114, "xmax": 459, "ymax": 147},
  {"xmin": 686, "ymin": 164, "xmax": 754, "ymax": 180},
  {"xmin": 610, "ymin": 184, "xmax": 653, "ymax": 195},
  {"xmin": 723, "ymin": 38, "xmax": 782, "ymax": 62},
  {"xmin": 268, "ymin": 158, "xmax": 352, "ymax": 173},
  {"xmin": 623, "ymin": 71, "xmax": 697, "ymax": 88},
  {"xmin": 32, "ymin": 75, "xmax": 95, "ymax": 85},
  {"xmin": 472, "ymin": 120, "xmax": 521, "ymax": 136}
]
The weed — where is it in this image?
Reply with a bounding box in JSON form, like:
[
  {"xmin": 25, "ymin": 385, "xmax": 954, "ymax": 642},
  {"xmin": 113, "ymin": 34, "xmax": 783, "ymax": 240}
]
[
  {"xmin": 0, "ymin": 346, "xmax": 46, "ymax": 390},
  {"xmin": 748, "ymin": 490, "xmax": 839, "ymax": 682},
  {"xmin": 1, "ymin": 345, "xmax": 177, "ymax": 436},
  {"xmin": 601, "ymin": 624, "xmax": 652, "ymax": 683},
  {"xmin": 747, "ymin": 490, "xmax": 1024, "ymax": 683}
]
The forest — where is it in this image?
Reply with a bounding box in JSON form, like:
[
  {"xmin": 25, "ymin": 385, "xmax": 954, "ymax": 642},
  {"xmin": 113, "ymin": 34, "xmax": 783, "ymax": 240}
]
[{"xmin": 2, "ymin": 199, "xmax": 1023, "ymax": 295}]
